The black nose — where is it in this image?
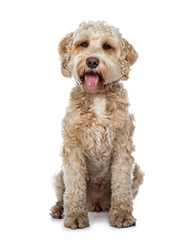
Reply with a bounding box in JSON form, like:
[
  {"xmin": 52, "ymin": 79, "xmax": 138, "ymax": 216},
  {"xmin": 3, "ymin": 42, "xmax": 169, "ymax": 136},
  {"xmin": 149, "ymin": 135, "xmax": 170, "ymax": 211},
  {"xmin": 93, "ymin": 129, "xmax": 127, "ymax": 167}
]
[{"xmin": 86, "ymin": 57, "xmax": 99, "ymax": 69}]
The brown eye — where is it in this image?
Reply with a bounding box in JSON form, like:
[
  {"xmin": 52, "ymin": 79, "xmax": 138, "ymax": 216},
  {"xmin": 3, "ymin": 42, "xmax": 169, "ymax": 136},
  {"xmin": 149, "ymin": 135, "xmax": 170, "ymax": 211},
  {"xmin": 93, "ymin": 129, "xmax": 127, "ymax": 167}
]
[
  {"xmin": 103, "ymin": 44, "xmax": 111, "ymax": 50},
  {"xmin": 81, "ymin": 42, "xmax": 88, "ymax": 48}
]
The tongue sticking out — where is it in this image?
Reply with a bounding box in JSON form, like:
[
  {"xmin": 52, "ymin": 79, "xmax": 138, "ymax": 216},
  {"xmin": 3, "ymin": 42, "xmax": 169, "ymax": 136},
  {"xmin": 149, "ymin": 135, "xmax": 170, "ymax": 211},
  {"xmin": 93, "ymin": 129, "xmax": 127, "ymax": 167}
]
[{"xmin": 84, "ymin": 73, "xmax": 99, "ymax": 87}]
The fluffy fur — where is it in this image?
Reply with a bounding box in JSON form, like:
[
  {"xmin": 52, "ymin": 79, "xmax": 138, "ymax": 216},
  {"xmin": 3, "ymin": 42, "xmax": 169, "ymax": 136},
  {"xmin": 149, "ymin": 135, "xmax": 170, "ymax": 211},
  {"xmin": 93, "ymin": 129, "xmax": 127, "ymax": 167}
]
[{"xmin": 50, "ymin": 21, "xmax": 144, "ymax": 229}]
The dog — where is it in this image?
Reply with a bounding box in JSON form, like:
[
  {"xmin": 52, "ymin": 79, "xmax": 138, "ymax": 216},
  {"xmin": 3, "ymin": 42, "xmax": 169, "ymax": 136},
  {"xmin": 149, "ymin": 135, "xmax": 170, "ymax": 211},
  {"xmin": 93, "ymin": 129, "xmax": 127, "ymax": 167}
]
[{"xmin": 50, "ymin": 21, "xmax": 144, "ymax": 229}]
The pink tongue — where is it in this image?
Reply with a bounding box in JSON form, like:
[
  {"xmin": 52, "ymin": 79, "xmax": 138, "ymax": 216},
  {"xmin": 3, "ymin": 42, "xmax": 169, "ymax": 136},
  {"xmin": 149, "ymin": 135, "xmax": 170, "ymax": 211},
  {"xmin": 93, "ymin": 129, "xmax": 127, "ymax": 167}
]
[{"xmin": 85, "ymin": 74, "xmax": 99, "ymax": 87}]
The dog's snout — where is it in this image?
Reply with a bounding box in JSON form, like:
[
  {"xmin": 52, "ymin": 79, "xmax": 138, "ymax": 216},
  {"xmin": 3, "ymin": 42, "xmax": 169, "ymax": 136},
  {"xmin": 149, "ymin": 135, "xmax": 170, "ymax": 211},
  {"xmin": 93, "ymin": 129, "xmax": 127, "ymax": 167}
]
[{"xmin": 86, "ymin": 57, "xmax": 99, "ymax": 69}]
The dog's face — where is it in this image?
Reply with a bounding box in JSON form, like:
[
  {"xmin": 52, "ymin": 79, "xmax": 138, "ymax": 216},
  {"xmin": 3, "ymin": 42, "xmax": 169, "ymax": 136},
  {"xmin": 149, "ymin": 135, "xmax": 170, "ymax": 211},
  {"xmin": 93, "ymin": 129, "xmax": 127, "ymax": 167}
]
[{"xmin": 59, "ymin": 21, "xmax": 138, "ymax": 93}]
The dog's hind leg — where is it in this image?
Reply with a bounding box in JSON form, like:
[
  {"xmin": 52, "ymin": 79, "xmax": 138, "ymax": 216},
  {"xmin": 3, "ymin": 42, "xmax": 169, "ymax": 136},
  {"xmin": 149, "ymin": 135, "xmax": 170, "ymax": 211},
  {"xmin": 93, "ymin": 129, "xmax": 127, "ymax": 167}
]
[
  {"xmin": 132, "ymin": 163, "xmax": 144, "ymax": 199},
  {"xmin": 50, "ymin": 170, "xmax": 65, "ymax": 219}
]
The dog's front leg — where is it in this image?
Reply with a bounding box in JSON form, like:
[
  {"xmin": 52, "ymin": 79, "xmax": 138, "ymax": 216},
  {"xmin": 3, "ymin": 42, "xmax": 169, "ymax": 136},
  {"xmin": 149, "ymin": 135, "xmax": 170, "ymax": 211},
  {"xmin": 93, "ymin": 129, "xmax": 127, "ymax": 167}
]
[
  {"xmin": 109, "ymin": 148, "xmax": 136, "ymax": 228},
  {"xmin": 63, "ymin": 147, "xmax": 89, "ymax": 229}
]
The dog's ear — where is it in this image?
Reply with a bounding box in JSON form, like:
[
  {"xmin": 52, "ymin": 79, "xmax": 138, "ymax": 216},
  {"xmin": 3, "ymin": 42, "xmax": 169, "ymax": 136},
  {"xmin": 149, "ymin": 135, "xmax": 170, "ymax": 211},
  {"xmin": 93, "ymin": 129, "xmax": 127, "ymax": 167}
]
[
  {"xmin": 122, "ymin": 38, "xmax": 138, "ymax": 66},
  {"xmin": 58, "ymin": 32, "xmax": 73, "ymax": 78},
  {"xmin": 120, "ymin": 38, "xmax": 138, "ymax": 80}
]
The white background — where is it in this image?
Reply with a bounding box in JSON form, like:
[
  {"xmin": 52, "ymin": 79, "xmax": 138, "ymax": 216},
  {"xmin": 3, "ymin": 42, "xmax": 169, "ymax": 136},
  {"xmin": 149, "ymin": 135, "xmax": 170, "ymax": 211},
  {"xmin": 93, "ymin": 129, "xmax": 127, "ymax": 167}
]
[{"xmin": 0, "ymin": 0, "xmax": 180, "ymax": 239}]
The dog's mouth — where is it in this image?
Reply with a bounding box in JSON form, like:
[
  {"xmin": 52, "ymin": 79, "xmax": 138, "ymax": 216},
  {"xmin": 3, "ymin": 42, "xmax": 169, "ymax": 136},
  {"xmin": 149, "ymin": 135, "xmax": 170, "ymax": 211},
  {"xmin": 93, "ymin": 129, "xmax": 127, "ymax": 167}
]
[{"xmin": 80, "ymin": 71, "xmax": 103, "ymax": 87}]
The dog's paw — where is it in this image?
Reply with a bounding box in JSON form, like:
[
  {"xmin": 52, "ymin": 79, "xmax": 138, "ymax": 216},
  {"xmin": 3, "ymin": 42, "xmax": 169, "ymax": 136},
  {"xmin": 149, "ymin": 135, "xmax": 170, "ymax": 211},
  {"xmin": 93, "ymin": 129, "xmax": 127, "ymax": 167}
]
[
  {"xmin": 50, "ymin": 201, "xmax": 63, "ymax": 219},
  {"xmin": 64, "ymin": 213, "xmax": 89, "ymax": 229},
  {"xmin": 110, "ymin": 211, "xmax": 136, "ymax": 228}
]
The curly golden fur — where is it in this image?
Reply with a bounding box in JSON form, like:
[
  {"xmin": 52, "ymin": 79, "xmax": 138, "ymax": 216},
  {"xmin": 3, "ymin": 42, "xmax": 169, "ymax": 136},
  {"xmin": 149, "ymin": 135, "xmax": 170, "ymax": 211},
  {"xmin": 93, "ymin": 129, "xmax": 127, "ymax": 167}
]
[{"xmin": 50, "ymin": 21, "xmax": 144, "ymax": 229}]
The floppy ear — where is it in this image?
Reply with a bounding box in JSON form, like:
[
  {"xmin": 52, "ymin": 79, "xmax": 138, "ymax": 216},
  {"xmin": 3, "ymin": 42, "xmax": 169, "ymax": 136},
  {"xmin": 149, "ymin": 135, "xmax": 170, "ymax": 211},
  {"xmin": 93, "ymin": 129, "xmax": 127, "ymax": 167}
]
[
  {"xmin": 58, "ymin": 32, "xmax": 73, "ymax": 78},
  {"xmin": 120, "ymin": 38, "xmax": 138, "ymax": 80}
]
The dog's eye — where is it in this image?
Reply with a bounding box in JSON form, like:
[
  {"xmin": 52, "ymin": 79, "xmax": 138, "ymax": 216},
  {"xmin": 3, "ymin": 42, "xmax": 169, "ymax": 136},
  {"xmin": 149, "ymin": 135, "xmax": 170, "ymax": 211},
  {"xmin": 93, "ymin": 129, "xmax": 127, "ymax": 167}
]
[
  {"xmin": 103, "ymin": 44, "xmax": 111, "ymax": 50},
  {"xmin": 81, "ymin": 42, "xmax": 88, "ymax": 48}
]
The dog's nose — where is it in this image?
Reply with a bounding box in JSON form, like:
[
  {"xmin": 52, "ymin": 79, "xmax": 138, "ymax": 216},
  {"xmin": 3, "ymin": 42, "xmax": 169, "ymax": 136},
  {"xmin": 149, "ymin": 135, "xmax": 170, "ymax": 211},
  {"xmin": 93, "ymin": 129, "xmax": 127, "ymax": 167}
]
[{"xmin": 86, "ymin": 57, "xmax": 99, "ymax": 69}]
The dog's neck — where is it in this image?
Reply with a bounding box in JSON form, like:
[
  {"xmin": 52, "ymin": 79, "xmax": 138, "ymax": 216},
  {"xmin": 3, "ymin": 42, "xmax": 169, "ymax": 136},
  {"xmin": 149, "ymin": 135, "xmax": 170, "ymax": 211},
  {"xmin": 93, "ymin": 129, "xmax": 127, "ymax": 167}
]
[{"xmin": 69, "ymin": 82, "xmax": 129, "ymax": 114}]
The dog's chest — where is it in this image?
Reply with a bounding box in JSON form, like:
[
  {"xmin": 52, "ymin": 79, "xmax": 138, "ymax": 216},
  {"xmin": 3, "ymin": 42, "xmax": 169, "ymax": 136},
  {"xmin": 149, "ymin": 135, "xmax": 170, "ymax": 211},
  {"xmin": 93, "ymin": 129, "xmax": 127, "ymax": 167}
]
[
  {"xmin": 92, "ymin": 96, "xmax": 106, "ymax": 119},
  {"xmin": 81, "ymin": 96, "xmax": 114, "ymax": 156}
]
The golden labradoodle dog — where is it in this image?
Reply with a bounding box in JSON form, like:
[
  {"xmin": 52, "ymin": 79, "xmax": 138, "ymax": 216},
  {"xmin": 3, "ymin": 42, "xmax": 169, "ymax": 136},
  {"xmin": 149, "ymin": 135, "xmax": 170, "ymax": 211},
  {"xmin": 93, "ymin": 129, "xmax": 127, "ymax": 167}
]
[{"xmin": 50, "ymin": 21, "xmax": 144, "ymax": 229}]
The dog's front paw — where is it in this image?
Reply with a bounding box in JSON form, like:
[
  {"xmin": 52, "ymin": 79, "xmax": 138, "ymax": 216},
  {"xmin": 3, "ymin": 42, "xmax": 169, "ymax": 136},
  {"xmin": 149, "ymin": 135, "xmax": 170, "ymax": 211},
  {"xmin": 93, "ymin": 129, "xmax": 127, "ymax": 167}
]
[
  {"xmin": 50, "ymin": 201, "xmax": 63, "ymax": 219},
  {"xmin": 64, "ymin": 213, "xmax": 89, "ymax": 229},
  {"xmin": 109, "ymin": 210, "xmax": 136, "ymax": 228}
]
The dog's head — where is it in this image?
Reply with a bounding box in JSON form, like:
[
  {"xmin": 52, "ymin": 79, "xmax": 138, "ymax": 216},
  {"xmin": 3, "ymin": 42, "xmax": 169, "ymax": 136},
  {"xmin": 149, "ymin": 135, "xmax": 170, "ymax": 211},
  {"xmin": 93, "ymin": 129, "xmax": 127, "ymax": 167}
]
[{"xmin": 58, "ymin": 21, "xmax": 138, "ymax": 92}]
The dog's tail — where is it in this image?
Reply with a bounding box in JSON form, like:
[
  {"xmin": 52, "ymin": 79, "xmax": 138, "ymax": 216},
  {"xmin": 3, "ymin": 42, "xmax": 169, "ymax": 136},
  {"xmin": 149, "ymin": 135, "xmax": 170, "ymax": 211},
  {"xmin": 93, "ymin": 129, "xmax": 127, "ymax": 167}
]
[{"xmin": 132, "ymin": 163, "xmax": 144, "ymax": 199}]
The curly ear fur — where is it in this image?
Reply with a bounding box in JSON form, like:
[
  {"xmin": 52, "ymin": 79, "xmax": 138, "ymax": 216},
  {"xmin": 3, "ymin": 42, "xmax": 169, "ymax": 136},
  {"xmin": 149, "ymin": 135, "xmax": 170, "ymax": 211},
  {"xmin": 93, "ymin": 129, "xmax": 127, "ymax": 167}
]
[
  {"xmin": 58, "ymin": 32, "xmax": 73, "ymax": 78},
  {"xmin": 120, "ymin": 38, "xmax": 138, "ymax": 80}
]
